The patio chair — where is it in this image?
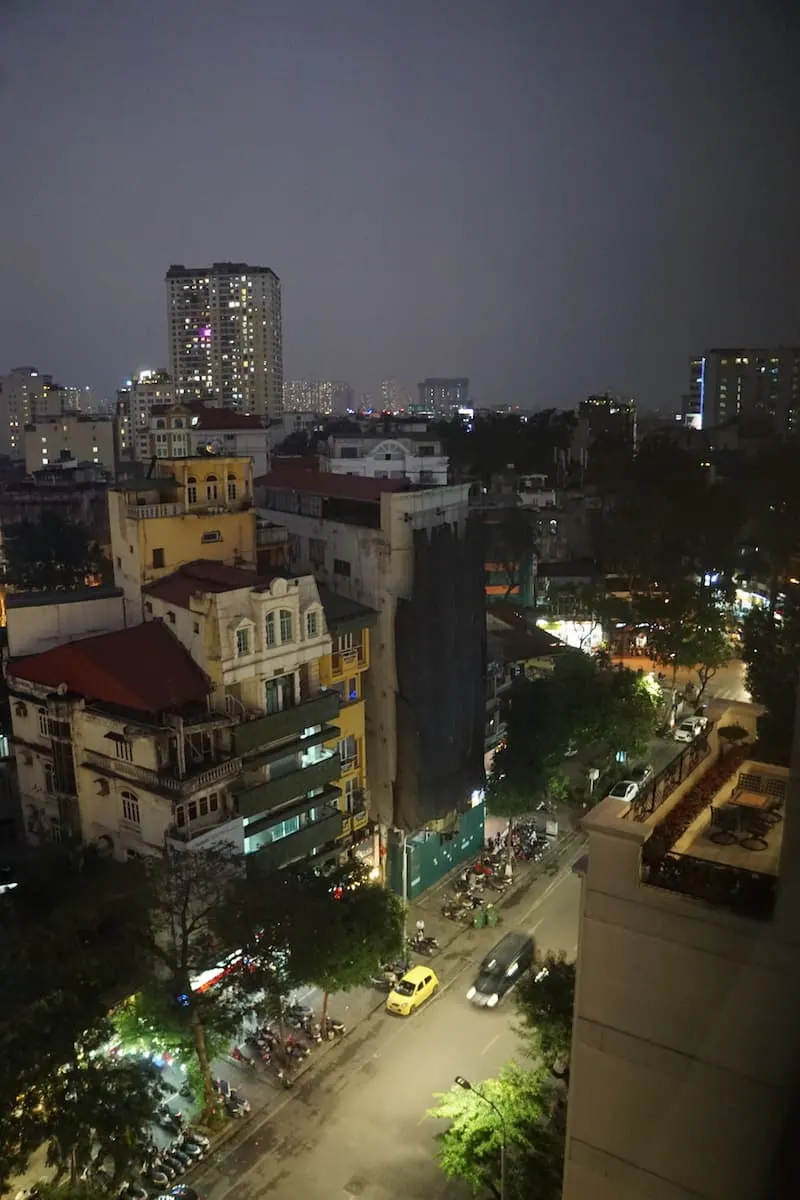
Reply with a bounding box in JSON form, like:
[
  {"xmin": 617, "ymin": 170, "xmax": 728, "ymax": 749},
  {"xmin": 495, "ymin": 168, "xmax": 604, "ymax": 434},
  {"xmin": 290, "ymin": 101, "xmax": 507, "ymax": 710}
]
[
  {"xmin": 739, "ymin": 810, "xmax": 771, "ymax": 852},
  {"xmin": 764, "ymin": 796, "xmax": 784, "ymax": 825},
  {"xmin": 709, "ymin": 806, "xmax": 740, "ymax": 846}
]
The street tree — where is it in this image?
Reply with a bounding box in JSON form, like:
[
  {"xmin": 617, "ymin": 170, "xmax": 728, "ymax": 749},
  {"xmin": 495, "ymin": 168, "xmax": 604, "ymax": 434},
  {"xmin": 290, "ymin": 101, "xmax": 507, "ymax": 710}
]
[
  {"xmin": 589, "ymin": 664, "xmax": 658, "ymax": 766},
  {"xmin": 0, "ymin": 845, "xmax": 150, "ymax": 1189},
  {"xmin": 38, "ymin": 1026, "xmax": 163, "ymax": 1186},
  {"xmin": 135, "ymin": 846, "xmax": 249, "ymax": 1116},
  {"xmin": 286, "ymin": 862, "xmax": 405, "ymax": 1033},
  {"xmin": 2, "ymin": 511, "xmax": 110, "ymax": 592},
  {"xmin": 741, "ymin": 601, "xmax": 800, "ymax": 757},
  {"xmin": 515, "ymin": 951, "xmax": 576, "ymax": 1081},
  {"xmin": 428, "ymin": 1064, "xmax": 563, "ymax": 1200}
]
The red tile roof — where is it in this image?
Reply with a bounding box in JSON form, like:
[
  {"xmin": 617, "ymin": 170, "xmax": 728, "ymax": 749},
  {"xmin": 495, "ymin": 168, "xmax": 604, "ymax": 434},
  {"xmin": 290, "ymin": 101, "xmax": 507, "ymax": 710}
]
[
  {"xmin": 256, "ymin": 469, "xmax": 413, "ymax": 503},
  {"xmin": 144, "ymin": 560, "xmax": 285, "ymax": 608},
  {"xmin": 10, "ymin": 621, "xmax": 211, "ymax": 714}
]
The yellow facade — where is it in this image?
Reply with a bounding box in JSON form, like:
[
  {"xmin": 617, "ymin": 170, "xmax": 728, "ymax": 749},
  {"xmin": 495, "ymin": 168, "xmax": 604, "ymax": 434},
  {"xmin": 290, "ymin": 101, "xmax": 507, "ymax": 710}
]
[
  {"xmin": 110, "ymin": 456, "xmax": 257, "ymax": 589},
  {"xmin": 320, "ymin": 627, "xmax": 371, "ymax": 835}
]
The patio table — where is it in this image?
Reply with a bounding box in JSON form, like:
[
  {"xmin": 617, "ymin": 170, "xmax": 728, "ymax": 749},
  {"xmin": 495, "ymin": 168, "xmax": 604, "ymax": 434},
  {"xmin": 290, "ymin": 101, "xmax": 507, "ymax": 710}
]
[{"xmin": 730, "ymin": 791, "xmax": 769, "ymax": 810}]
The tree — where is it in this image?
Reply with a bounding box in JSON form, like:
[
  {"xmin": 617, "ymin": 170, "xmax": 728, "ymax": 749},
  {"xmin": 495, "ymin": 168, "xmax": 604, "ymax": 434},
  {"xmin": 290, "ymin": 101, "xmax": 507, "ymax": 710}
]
[
  {"xmin": 717, "ymin": 723, "xmax": 750, "ymax": 755},
  {"xmin": 37, "ymin": 1026, "xmax": 163, "ymax": 1186},
  {"xmin": 639, "ymin": 584, "xmax": 731, "ymax": 704},
  {"xmin": 428, "ymin": 1064, "xmax": 563, "ymax": 1200},
  {"xmin": 0, "ymin": 846, "xmax": 151, "ymax": 1190},
  {"xmin": 2, "ymin": 511, "xmax": 109, "ymax": 592},
  {"xmin": 741, "ymin": 601, "xmax": 800, "ymax": 757},
  {"xmin": 285, "ymin": 862, "xmax": 405, "ymax": 1034},
  {"xmin": 485, "ymin": 508, "xmax": 537, "ymax": 599},
  {"xmin": 515, "ymin": 952, "xmax": 576, "ymax": 1082},
  {"xmin": 135, "ymin": 847, "xmax": 249, "ymax": 1117}
]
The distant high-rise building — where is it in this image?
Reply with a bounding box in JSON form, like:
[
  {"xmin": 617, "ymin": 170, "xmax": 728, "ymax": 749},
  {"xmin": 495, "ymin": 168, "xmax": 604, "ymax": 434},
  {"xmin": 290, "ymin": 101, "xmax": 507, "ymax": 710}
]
[
  {"xmin": 116, "ymin": 369, "xmax": 175, "ymax": 461},
  {"xmin": 166, "ymin": 262, "xmax": 283, "ymax": 420},
  {"xmin": 381, "ymin": 378, "xmax": 415, "ymax": 412},
  {"xmin": 577, "ymin": 392, "xmax": 637, "ymax": 448},
  {"xmin": 0, "ymin": 367, "xmax": 93, "ymax": 458},
  {"xmin": 682, "ymin": 347, "xmax": 800, "ymax": 434},
  {"xmin": 417, "ymin": 377, "xmax": 469, "ymax": 413},
  {"xmin": 282, "ymin": 380, "xmax": 352, "ymax": 414}
]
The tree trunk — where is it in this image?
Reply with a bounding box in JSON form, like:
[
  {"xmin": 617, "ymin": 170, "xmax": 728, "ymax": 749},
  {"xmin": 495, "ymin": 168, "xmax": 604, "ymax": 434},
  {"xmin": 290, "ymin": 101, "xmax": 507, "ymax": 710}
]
[
  {"xmin": 70, "ymin": 1147, "xmax": 78, "ymax": 1187},
  {"xmin": 191, "ymin": 1008, "xmax": 216, "ymax": 1117},
  {"xmin": 506, "ymin": 819, "xmax": 514, "ymax": 876},
  {"xmin": 321, "ymin": 989, "xmax": 330, "ymax": 1039}
]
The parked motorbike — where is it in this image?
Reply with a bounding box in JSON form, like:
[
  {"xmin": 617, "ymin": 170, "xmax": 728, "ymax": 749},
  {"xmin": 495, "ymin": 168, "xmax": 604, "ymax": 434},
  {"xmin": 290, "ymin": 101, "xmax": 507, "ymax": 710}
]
[
  {"xmin": 231, "ymin": 1045, "xmax": 257, "ymax": 1069},
  {"xmin": 285, "ymin": 1002, "xmax": 313, "ymax": 1023},
  {"xmin": 409, "ymin": 932, "xmax": 438, "ymax": 956},
  {"xmin": 183, "ymin": 1130, "xmax": 210, "ymax": 1151},
  {"xmin": 324, "ymin": 1016, "xmax": 346, "ymax": 1038},
  {"xmin": 176, "ymin": 1136, "xmax": 203, "ymax": 1160},
  {"xmin": 212, "ymin": 1076, "xmax": 232, "ymax": 1099}
]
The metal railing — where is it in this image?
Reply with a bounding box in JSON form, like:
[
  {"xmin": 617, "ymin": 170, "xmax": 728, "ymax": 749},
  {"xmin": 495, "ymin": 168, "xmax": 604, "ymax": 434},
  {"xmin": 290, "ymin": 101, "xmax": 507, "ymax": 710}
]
[
  {"xmin": 643, "ymin": 851, "xmax": 777, "ymax": 921},
  {"xmin": 126, "ymin": 502, "xmax": 183, "ymax": 520},
  {"xmin": 627, "ymin": 737, "xmax": 710, "ymax": 821},
  {"xmin": 83, "ymin": 748, "xmax": 242, "ymax": 796},
  {"xmin": 331, "ymin": 647, "xmax": 366, "ymax": 675}
]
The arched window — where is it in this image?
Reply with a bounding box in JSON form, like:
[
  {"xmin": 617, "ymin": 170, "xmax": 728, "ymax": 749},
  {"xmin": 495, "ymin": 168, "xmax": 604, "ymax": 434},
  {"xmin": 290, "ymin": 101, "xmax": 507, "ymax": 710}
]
[
  {"xmin": 186, "ymin": 475, "xmax": 197, "ymax": 504},
  {"xmin": 265, "ymin": 611, "xmax": 277, "ymax": 648},
  {"xmin": 206, "ymin": 474, "xmax": 218, "ymax": 500},
  {"xmin": 155, "ymin": 418, "xmax": 166, "ymax": 430},
  {"xmin": 279, "ymin": 609, "xmax": 293, "ymax": 643},
  {"xmin": 120, "ymin": 790, "xmax": 140, "ymax": 825},
  {"xmin": 227, "ymin": 472, "xmax": 237, "ymax": 501},
  {"xmin": 174, "ymin": 418, "xmax": 184, "ymax": 429}
]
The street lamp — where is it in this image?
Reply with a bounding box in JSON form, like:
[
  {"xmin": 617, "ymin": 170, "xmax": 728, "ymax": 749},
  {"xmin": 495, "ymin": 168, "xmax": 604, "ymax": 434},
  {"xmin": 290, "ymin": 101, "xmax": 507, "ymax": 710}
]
[{"xmin": 455, "ymin": 1075, "xmax": 506, "ymax": 1200}]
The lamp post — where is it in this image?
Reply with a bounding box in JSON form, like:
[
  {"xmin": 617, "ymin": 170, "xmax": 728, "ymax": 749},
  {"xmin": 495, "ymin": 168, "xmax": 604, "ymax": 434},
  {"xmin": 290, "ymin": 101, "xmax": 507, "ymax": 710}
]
[{"xmin": 455, "ymin": 1075, "xmax": 506, "ymax": 1200}]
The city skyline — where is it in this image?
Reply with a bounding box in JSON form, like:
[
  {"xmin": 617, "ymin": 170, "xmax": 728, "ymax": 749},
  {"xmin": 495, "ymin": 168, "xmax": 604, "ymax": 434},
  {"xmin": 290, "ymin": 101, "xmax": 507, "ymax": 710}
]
[{"xmin": 0, "ymin": 2, "xmax": 798, "ymax": 412}]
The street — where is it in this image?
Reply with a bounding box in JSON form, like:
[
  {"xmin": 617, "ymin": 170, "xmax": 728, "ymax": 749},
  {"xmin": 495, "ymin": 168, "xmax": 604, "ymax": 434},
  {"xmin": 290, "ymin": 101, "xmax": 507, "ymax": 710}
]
[
  {"xmin": 191, "ymin": 860, "xmax": 583, "ymax": 1200},
  {"xmin": 613, "ymin": 654, "xmax": 751, "ymax": 704}
]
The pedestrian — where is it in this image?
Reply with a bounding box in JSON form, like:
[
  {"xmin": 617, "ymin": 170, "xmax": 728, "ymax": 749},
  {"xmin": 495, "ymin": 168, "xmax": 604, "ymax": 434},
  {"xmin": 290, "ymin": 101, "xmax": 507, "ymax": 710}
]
[{"xmin": 415, "ymin": 918, "xmax": 425, "ymax": 939}]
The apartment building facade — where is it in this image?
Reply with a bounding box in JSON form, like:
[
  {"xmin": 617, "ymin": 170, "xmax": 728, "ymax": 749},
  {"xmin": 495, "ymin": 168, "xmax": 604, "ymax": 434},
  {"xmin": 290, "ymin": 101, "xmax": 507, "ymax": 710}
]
[
  {"xmin": 256, "ymin": 470, "xmax": 486, "ymax": 849},
  {"xmin": 24, "ymin": 413, "xmax": 117, "ymax": 474},
  {"xmin": 116, "ymin": 370, "xmax": 176, "ymax": 461},
  {"xmin": 148, "ymin": 401, "xmax": 268, "ymax": 476},
  {"xmin": 318, "ymin": 429, "xmax": 448, "ymax": 485},
  {"xmin": 563, "ymin": 713, "xmax": 800, "ymax": 1200},
  {"xmin": 7, "ymin": 564, "xmax": 375, "ymax": 872},
  {"xmin": 109, "ymin": 456, "xmax": 256, "ymax": 622},
  {"xmin": 166, "ymin": 262, "xmax": 283, "ymax": 421}
]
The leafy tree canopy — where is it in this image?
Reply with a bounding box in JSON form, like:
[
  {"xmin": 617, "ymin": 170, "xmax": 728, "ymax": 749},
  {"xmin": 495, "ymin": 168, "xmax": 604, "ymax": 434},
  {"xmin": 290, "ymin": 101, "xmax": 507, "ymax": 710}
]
[
  {"xmin": 515, "ymin": 951, "xmax": 576, "ymax": 1079},
  {"xmin": 3, "ymin": 511, "xmax": 110, "ymax": 592},
  {"xmin": 741, "ymin": 602, "xmax": 800, "ymax": 757},
  {"xmin": 428, "ymin": 1064, "xmax": 564, "ymax": 1200}
]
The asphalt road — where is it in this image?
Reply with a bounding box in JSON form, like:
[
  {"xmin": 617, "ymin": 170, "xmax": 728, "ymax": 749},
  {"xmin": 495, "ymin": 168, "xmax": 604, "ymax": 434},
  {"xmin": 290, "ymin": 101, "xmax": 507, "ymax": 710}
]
[{"xmin": 191, "ymin": 862, "xmax": 583, "ymax": 1200}]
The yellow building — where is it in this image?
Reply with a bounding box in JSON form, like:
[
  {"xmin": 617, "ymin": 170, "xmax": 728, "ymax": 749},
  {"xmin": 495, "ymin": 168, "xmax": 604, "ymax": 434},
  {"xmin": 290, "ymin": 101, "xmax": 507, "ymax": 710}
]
[
  {"xmin": 109, "ymin": 456, "xmax": 256, "ymax": 622},
  {"xmin": 318, "ymin": 588, "xmax": 376, "ymax": 853}
]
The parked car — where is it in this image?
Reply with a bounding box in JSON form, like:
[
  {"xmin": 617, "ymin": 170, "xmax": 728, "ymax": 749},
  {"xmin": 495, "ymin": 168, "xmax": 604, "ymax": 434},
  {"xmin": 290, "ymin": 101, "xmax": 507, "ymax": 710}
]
[
  {"xmin": 607, "ymin": 780, "xmax": 639, "ymax": 805},
  {"xmin": 466, "ymin": 932, "xmax": 535, "ymax": 1008},
  {"xmin": 629, "ymin": 763, "xmax": 654, "ymax": 787},
  {"xmin": 386, "ymin": 965, "xmax": 439, "ymax": 1016},
  {"xmin": 674, "ymin": 715, "xmax": 709, "ymax": 743},
  {"xmin": 564, "ymin": 743, "xmax": 578, "ymax": 758}
]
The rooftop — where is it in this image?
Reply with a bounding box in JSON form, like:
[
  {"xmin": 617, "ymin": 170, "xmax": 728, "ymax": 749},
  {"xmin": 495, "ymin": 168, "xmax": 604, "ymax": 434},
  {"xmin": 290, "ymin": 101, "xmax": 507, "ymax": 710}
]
[
  {"xmin": 6, "ymin": 585, "xmax": 123, "ymax": 611},
  {"xmin": 487, "ymin": 623, "xmax": 565, "ymax": 665},
  {"xmin": 257, "ymin": 468, "xmax": 415, "ymax": 503},
  {"xmin": 9, "ymin": 620, "xmax": 210, "ymax": 714},
  {"xmin": 150, "ymin": 401, "xmax": 264, "ymax": 430},
  {"xmin": 144, "ymin": 560, "xmax": 287, "ymax": 608},
  {"xmin": 318, "ymin": 586, "xmax": 378, "ymax": 634}
]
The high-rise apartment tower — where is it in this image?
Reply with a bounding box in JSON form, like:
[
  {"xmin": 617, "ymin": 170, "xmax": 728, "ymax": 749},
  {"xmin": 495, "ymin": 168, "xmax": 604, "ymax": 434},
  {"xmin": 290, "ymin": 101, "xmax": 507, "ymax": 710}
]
[{"xmin": 166, "ymin": 262, "xmax": 283, "ymax": 420}]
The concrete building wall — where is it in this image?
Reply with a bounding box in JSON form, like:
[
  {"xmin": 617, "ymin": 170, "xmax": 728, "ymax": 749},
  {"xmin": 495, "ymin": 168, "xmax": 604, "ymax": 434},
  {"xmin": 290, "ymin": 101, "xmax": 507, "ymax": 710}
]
[
  {"xmin": 24, "ymin": 416, "xmax": 117, "ymax": 474},
  {"xmin": 564, "ymin": 742, "xmax": 800, "ymax": 1200},
  {"xmin": 6, "ymin": 589, "xmax": 125, "ymax": 657}
]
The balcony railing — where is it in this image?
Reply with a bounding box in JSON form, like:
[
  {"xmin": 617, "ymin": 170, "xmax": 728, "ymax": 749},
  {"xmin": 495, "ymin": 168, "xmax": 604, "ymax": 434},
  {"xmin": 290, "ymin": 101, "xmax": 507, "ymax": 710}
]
[
  {"xmin": 233, "ymin": 691, "xmax": 341, "ymax": 756},
  {"xmin": 166, "ymin": 809, "xmax": 239, "ymax": 845},
  {"xmin": 246, "ymin": 805, "xmax": 345, "ymax": 873},
  {"xmin": 126, "ymin": 502, "xmax": 183, "ymax": 520},
  {"xmin": 643, "ymin": 852, "xmax": 777, "ymax": 921},
  {"xmin": 83, "ymin": 748, "xmax": 242, "ymax": 797},
  {"xmin": 331, "ymin": 647, "xmax": 366, "ymax": 675},
  {"xmin": 235, "ymin": 752, "xmax": 341, "ymax": 819}
]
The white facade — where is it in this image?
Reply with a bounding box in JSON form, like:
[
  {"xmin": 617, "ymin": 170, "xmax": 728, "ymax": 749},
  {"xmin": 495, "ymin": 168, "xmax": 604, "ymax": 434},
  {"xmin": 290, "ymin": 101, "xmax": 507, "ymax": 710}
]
[
  {"xmin": 319, "ymin": 433, "xmax": 448, "ymax": 485},
  {"xmin": 24, "ymin": 414, "xmax": 117, "ymax": 473},
  {"xmin": 0, "ymin": 368, "xmax": 89, "ymax": 458},
  {"xmin": 116, "ymin": 370, "xmax": 175, "ymax": 461},
  {"xmin": 258, "ymin": 482, "xmax": 472, "ymax": 826},
  {"xmin": 167, "ymin": 263, "xmax": 283, "ymax": 421},
  {"xmin": 6, "ymin": 588, "xmax": 125, "ymax": 658},
  {"xmin": 148, "ymin": 406, "xmax": 268, "ymax": 477}
]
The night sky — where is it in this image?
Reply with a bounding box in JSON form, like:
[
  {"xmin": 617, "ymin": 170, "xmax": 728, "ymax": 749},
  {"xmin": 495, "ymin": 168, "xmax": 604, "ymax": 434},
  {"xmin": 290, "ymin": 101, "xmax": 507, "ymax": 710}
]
[{"xmin": 1, "ymin": 0, "xmax": 798, "ymax": 410}]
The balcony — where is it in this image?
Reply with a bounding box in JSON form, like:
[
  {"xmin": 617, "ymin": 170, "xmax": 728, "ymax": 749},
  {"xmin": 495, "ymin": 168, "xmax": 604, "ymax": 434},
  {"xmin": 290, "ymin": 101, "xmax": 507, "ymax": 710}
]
[
  {"xmin": 83, "ymin": 748, "xmax": 242, "ymax": 798},
  {"xmin": 330, "ymin": 646, "xmax": 367, "ymax": 677},
  {"xmin": 233, "ymin": 692, "xmax": 341, "ymax": 756},
  {"xmin": 246, "ymin": 805, "xmax": 346, "ymax": 873},
  {"xmin": 126, "ymin": 502, "xmax": 183, "ymax": 520},
  {"xmin": 235, "ymin": 752, "xmax": 341, "ymax": 819}
]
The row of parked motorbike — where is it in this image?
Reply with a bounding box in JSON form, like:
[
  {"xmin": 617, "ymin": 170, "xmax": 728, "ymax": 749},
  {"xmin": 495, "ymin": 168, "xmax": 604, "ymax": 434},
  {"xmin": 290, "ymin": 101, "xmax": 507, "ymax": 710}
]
[
  {"xmin": 229, "ymin": 1002, "xmax": 346, "ymax": 1087},
  {"xmin": 143, "ymin": 1119, "xmax": 212, "ymax": 1188}
]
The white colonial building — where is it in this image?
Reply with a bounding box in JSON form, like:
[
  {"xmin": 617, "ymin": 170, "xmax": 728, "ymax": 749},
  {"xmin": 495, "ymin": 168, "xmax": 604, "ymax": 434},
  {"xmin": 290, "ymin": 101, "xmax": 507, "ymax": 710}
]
[{"xmin": 318, "ymin": 427, "xmax": 448, "ymax": 485}]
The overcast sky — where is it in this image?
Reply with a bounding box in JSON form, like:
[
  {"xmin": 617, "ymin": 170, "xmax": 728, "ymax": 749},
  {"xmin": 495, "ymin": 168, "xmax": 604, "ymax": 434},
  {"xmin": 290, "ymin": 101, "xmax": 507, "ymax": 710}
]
[{"xmin": 1, "ymin": 0, "xmax": 798, "ymax": 409}]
